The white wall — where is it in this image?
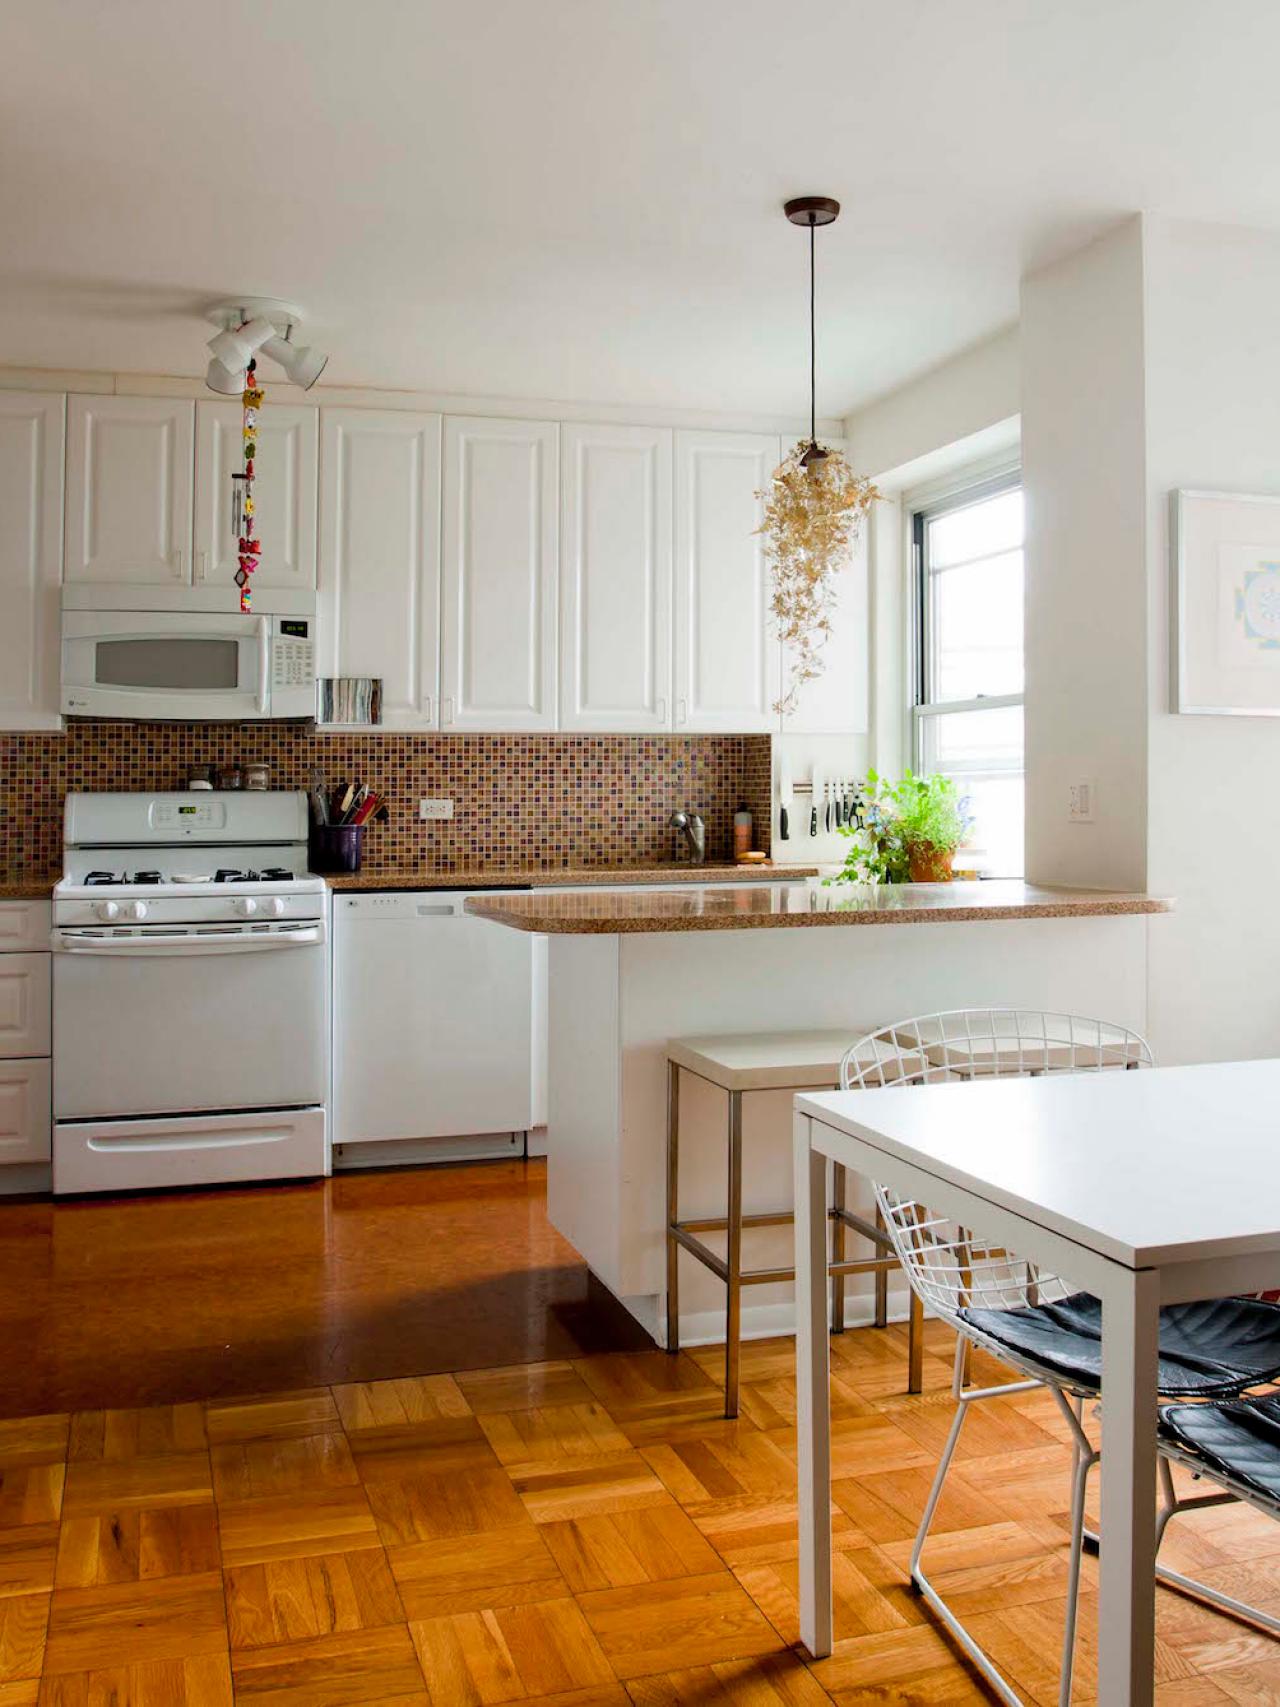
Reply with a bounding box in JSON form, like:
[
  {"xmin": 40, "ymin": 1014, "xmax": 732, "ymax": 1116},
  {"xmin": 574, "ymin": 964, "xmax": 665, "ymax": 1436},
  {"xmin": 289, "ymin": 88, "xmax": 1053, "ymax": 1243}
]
[
  {"xmin": 1021, "ymin": 217, "xmax": 1150, "ymax": 891},
  {"xmin": 1142, "ymin": 219, "xmax": 1280, "ymax": 1061}
]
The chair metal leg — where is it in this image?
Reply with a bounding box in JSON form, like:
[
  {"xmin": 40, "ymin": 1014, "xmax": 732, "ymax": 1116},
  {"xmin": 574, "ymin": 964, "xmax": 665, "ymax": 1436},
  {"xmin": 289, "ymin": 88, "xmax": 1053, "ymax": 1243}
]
[
  {"xmin": 724, "ymin": 1089, "xmax": 744, "ymax": 1418},
  {"xmin": 665, "ymin": 1059, "xmax": 680, "ymax": 1355},
  {"xmin": 830, "ymin": 1162, "xmax": 846, "ymax": 1335}
]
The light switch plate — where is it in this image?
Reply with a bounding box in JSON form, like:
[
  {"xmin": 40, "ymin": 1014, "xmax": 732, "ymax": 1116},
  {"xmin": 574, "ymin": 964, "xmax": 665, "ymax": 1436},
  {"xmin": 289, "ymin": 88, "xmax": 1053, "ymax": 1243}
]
[
  {"xmin": 1068, "ymin": 781, "xmax": 1095, "ymax": 823},
  {"xmin": 419, "ymin": 798, "xmax": 454, "ymax": 820}
]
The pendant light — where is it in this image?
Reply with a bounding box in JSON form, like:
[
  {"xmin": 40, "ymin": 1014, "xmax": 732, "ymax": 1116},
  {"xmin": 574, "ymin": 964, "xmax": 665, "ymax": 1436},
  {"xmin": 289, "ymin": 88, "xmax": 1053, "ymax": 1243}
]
[
  {"xmin": 758, "ymin": 195, "xmax": 879, "ymax": 714},
  {"xmin": 785, "ymin": 196, "xmax": 840, "ymax": 469}
]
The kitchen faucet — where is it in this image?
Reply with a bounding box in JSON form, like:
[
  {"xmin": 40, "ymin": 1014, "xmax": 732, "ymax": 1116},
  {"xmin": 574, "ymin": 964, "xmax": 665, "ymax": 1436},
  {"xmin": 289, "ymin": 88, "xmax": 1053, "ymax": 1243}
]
[{"xmin": 668, "ymin": 809, "xmax": 706, "ymax": 865}]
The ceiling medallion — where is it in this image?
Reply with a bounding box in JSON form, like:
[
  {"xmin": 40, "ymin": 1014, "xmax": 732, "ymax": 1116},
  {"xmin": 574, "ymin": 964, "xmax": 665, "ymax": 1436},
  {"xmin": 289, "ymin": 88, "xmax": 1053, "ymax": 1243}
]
[{"xmin": 760, "ymin": 196, "xmax": 878, "ymax": 715}]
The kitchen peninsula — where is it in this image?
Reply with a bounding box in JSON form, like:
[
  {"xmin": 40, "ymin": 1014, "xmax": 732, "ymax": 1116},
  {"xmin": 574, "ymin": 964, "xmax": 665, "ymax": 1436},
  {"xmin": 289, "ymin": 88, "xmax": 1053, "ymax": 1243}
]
[{"xmin": 468, "ymin": 880, "xmax": 1171, "ymax": 1345}]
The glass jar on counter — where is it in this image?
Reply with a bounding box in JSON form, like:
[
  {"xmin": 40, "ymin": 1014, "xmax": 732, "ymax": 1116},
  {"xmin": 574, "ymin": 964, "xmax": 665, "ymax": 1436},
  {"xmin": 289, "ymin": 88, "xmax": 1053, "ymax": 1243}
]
[
  {"xmin": 218, "ymin": 765, "xmax": 243, "ymax": 791},
  {"xmin": 244, "ymin": 761, "xmax": 271, "ymax": 792}
]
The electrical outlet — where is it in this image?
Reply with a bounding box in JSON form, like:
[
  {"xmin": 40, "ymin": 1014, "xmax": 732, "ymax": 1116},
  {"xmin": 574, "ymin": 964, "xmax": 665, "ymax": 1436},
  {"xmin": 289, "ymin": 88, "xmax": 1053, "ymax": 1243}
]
[
  {"xmin": 418, "ymin": 798, "xmax": 454, "ymax": 821},
  {"xmin": 1068, "ymin": 781, "xmax": 1095, "ymax": 823}
]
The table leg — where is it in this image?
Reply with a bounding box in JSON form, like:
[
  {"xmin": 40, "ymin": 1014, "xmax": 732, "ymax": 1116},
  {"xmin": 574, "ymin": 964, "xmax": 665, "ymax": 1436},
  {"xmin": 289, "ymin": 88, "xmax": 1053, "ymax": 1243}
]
[
  {"xmin": 830, "ymin": 1161, "xmax": 846, "ymax": 1335},
  {"xmin": 795, "ymin": 1110, "xmax": 832, "ymax": 1659},
  {"xmin": 1098, "ymin": 1265, "xmax": 1160, "ymax": 1705}
]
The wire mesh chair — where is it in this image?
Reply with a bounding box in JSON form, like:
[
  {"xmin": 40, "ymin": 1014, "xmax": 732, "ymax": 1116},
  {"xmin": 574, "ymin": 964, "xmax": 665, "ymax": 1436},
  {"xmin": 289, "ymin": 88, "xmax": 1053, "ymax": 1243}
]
[{"xmin": 839, "ymin": 1009, "xmax": 1280, "ymax": 1707}]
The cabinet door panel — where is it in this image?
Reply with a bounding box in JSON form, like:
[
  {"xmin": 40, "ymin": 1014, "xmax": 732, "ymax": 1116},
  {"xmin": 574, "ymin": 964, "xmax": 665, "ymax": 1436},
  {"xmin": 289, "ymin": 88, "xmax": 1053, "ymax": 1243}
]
[
  {"xmin": 441, "ymin": 417, "xmax": 557, "ymax": 731},
  {"xmin": 318, "ymin": 410, "xmax": 441, "ymax": 728},
  {"xmin": 674, "ymin": 431, "xmax": 780, "ymax": 732},
  {"xmin": 65, "ymin": 397, "xmax": 193, "ymax": 584},
  {"xmin": 560, "ymin": 423, "xmax": 672, "ymax": 732},
  {"xmin": 0, "ymin": 953, "xmax": 50, "ymax": 1059},
  {"xmin": 195, "ymin": 401, "xmax": 317, "ymax": 591},
  {"xmin": 0, "ymin": 1059, "xmax": 51, "ymax": 1166},
  {"xmin": 0, "ymin": 904, "xmax": 51, "ymax": 953},
  {"xmin": 0, "ymin": 394, "xmax": 63, "ymax": 729}
]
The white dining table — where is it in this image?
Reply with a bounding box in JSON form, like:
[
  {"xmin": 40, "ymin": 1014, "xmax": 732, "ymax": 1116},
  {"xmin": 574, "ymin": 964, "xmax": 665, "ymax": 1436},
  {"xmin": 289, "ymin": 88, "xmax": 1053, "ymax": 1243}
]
[{"xmin": 793, "ymin": 1059, "xmax": 1280, "ymax": 1704}]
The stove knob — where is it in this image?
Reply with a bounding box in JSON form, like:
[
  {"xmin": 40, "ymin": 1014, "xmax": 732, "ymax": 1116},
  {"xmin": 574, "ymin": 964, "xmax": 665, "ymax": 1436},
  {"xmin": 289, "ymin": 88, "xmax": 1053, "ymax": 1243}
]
[
  {"xmin": 233, "ymin": 896, "xmax": 258, "ymax": 917},
  {"xmin": 95, "ymin": 899, "xmax": 121, "ymax": 922},
  {"xmin": 128, "ymin": 900, "xmax": 148, "ymax": 921},
  {"xmin": 265, "ymin": 896, "xmax": 286, "ymax": 917}
]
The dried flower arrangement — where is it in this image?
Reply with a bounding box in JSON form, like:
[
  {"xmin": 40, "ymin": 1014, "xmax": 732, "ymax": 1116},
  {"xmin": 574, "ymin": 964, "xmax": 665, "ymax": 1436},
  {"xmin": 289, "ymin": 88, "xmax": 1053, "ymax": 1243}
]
[{"xmin": 758, "ymin": 443, "xmax": 878, "ymax": 714}]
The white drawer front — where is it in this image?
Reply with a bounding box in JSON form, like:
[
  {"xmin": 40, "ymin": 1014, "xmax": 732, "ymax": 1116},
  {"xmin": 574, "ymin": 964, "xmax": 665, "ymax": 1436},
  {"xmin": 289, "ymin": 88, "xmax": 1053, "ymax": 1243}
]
[
  {"xmin": 0, "ymin": 902, "xmax": 51, "ymax": 953},
  {"xmin": 0, "ymin": 1058, "xmax": 51, "ymax": 1165},
  {"xmin": 53, "ymin": 1105, "xmax": 328, "ymax": 1195},
  {"xmin": 0, "ymin": 954, "xmax": 50, "ymax": 1058}
]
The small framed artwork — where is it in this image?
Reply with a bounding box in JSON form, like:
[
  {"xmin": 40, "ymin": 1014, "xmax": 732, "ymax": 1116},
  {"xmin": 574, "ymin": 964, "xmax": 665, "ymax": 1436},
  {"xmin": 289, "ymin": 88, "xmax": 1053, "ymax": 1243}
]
[{"xmin": 1173, "ymin": 488, "xmax": 1280, "ymax": 715}]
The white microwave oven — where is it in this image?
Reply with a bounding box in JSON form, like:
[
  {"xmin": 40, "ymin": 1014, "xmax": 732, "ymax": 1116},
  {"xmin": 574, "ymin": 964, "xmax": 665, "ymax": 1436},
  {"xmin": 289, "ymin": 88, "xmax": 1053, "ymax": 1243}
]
[{"xmin": 61, "ymin": 595, "xmax": 317, "ymax": 721}]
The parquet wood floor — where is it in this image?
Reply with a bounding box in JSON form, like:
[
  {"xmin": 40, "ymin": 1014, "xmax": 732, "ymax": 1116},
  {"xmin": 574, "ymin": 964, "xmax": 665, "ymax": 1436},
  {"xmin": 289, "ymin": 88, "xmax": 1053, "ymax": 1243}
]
[{"xmin": 1, "ymin": 1319, "xmax": 1279, "ymax": 1704}]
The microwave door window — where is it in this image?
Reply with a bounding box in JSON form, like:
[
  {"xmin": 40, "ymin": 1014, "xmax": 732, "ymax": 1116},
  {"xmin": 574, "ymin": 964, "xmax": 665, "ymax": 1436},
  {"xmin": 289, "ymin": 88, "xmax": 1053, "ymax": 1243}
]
[{"xmin": 94, "ymin": 637, "xmax": 240, "ymax": 692}]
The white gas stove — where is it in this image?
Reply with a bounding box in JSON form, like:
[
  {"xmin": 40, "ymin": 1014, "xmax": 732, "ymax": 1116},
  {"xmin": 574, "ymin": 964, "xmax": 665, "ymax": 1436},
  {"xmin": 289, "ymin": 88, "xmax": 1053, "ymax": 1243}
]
[{"xmin": 52, "ymin": 791, "xmax": 329, "ymax": 1195}]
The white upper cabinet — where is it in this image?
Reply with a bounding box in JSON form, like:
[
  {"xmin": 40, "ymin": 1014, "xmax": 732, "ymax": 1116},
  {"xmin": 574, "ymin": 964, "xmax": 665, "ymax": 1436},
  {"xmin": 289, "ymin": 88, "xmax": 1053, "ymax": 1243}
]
[
  {"xmin": 560, "ymin": 423, "xmax": 672, "ymax": 733},
  {"xmin": 441, "ymin": 416, "xmax": 558, "ymax": 732},
  {"xmin": 673, "ymin": 430, "xmax": 780, "ymax": 733},
  {"xmin": 195, "ymin": 401, "xmax": 317, "ymax": 592},
  {"xmin": 318, "ymin": 409, "xmax": 441, "ymax": 728},
  {"xmin": 0, "ymin": 393, "xmax": 64, "ymax": 729},
  {"xmin": 64, "ymin": 396, "xmax": 194, "ymax": 584}
]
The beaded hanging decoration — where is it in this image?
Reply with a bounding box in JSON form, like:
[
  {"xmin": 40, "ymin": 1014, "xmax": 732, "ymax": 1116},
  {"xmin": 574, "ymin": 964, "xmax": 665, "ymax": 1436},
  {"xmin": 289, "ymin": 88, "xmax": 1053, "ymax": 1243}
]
[{"xmin": 234, "ymin": 359, "xmax": 264, "ymax": 612}]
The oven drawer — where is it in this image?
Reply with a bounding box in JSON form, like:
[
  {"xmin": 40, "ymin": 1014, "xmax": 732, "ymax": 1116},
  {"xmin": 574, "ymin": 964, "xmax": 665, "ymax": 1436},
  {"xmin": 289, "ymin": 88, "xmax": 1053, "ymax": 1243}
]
[
  {"xmin": 0, "ymin": 954, "xmax": 51, "ymax": 1059},
  {"xmin": 53, "ymin": 1106, "xmax": 327, "ymax": 1195}
]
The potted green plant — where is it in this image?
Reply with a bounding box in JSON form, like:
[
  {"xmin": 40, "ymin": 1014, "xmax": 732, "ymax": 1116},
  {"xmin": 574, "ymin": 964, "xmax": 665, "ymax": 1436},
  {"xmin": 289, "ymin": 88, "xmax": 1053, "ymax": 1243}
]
[{"xmin": 829, "ymin": 769, "xmax": 972, "ymax": 885}]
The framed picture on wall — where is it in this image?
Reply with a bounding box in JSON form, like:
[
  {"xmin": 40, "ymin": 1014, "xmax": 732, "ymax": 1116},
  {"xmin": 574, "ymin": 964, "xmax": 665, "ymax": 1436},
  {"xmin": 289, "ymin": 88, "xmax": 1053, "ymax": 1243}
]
[{"xmin": 1173, "ymin": 488, "xmax": 1280, "ymax": 715}]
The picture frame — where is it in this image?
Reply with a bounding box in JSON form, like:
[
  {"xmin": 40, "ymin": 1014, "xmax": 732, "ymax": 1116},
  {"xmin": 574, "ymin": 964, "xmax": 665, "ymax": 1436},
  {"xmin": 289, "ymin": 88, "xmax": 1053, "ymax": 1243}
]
[{"xmin": 1173, "ymin": 487, "xmax": 1280, "ymax": 716}]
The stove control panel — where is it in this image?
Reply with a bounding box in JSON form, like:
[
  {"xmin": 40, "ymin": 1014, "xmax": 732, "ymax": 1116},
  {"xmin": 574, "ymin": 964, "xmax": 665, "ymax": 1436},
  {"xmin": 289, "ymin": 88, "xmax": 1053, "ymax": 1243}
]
[{"xmin": 148, "ymin": 799, "xmax": 227, "ymax": 832}]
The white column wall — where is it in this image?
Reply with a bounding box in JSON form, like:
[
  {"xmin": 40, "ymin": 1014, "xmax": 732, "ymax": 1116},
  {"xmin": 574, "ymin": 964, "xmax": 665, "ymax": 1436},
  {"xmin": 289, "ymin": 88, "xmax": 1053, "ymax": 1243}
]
[{"xmin": 1021, "ymin": 217, "xmax": 1150, "ymax": 893}]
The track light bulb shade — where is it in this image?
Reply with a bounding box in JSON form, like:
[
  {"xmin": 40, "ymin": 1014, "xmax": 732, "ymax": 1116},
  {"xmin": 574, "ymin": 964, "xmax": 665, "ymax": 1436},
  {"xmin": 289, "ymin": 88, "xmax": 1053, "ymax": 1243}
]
[
  {"xmin": 262, "ymin": 334, "xmax": 328, "ymax": 391},
  {"xmin": 207, "ymin": 315, "xmax": 275, "ymax": 370},
  {"xmin": 204, "ymin": 357, "xmax": 246, "ymax": 395}
]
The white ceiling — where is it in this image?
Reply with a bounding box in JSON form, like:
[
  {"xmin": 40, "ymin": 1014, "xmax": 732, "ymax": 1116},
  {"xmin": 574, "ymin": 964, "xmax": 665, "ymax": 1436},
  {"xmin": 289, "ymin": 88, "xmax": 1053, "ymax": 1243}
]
[{"xmin": 5, "ymin": 0, "xmax": 1279, "ymax": 417}]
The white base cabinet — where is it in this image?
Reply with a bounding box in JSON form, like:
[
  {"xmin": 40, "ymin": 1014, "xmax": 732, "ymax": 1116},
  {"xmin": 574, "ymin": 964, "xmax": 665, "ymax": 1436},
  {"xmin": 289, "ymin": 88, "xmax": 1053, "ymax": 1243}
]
[{"xmin": 0, "ymin": 902, "xmax": 51, "ymax": 1192}]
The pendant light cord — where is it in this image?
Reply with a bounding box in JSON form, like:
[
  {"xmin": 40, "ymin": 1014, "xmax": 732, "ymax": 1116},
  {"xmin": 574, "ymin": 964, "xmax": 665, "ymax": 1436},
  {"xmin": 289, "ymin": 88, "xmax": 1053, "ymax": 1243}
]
[{"xmin": 809, "ymin": 214, "xmax": 817, "ymax": 452}]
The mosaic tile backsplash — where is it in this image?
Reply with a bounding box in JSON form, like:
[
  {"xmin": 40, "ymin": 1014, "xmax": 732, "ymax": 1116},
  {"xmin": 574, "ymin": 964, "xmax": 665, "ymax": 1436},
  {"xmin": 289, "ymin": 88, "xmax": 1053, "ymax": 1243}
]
[{"xmin": 0, "ymin": 726, "xmax": 773, "ymax": 874}]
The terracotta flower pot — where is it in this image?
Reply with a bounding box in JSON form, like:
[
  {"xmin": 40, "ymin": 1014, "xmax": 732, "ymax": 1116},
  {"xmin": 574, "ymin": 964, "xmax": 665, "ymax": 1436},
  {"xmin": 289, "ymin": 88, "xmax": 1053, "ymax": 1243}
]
[{"xmin": 907, "ymin": 841, "xmax": 955, "ymax": 883}]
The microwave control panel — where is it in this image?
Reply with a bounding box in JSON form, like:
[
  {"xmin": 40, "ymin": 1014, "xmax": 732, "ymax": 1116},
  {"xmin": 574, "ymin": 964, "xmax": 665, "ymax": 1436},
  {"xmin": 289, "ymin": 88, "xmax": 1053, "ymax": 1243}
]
[{"xmin": 272, "ymin": 619, "xmax": 315, "ymax": 690}]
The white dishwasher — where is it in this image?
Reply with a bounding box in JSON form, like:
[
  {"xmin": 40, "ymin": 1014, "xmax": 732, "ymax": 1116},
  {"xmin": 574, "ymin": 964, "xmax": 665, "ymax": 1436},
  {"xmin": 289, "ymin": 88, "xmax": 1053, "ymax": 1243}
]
[{"xmin": 332, "ymin": 890, "xmax": 534, "ymax": 1165}]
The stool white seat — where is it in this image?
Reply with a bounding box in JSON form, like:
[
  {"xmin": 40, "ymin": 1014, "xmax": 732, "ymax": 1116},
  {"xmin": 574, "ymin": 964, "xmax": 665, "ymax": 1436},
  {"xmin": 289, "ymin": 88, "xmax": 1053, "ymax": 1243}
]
[{"xmin": 665, "ymin": 1028, "xmax": 924, "ymax": 1417}]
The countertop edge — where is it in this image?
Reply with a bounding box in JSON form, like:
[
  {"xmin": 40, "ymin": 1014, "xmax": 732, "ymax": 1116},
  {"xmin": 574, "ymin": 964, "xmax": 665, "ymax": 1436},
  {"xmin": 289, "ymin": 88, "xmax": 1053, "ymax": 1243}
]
[
  {"xmin": 324, "ymin": 863, "xmax": 819, "ymax": 891},
  {"xmin": 463, "ymin": 890, "xmax": 1174, "ymax": 934}
]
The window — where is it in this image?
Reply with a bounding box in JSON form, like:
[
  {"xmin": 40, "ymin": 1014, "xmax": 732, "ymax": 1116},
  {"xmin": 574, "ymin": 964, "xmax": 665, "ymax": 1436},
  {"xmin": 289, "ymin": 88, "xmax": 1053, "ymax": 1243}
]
[{"xmin": 913, "ymin": 476, "xmax": 1024, "ymax": 876}]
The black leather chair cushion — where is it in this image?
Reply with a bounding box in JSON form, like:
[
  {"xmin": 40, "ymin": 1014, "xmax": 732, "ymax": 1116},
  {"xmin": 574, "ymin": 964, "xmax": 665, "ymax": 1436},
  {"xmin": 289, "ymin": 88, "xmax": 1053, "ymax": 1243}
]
[
  {"xmin": 959, "ymin": 1293, "xmax": 1280, "ymax": 1397},
  {"xmin": 1161, "ymin": 1395, "xmax": 1280, "ymax": 1503}
]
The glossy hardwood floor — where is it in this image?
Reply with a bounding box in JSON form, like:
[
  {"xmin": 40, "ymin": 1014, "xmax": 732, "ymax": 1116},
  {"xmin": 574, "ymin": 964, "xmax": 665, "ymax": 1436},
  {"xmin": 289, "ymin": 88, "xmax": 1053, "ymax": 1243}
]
[
  {"xmin": 0, "ymin": 1160, "xmax": 650, "ymax": 1418},
  {"xmin": 1, "ymin": 1319, "xmax": 1278, "ymax": 1703}
]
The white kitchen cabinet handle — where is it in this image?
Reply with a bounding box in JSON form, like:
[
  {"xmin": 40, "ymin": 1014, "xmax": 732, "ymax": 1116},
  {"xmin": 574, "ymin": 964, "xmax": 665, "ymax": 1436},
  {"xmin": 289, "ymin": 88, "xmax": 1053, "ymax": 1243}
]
[
  {"xmin": 677, "ymin": 697, "xmax": 688, "ymax": 725},
  {"xmin": 657, "ymin": 697, "xmax": 667, "ymax": 723},
  {"xmin": 195, "ymin": 549, "xmax": 208, "ymax": 582},
  {"xmin": 442, "ymin": 696, "xmax": 455, "ymax": 725},
  {"xmin": 423, "ymin": 694, "xmax": 432, "ymax": 725},
  {"xmin": 172, "ymin": 547, "xmax": 185, "ymax": 579},
  {"xmin": 53, "ymin": 926, "xmax": 324, "ymax": 956}
]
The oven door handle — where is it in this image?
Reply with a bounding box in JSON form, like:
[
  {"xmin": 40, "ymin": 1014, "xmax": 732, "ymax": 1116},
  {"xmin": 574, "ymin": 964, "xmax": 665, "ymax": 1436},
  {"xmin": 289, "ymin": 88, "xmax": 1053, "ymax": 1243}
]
[{"xmin": 53, "ymin": 925, "xmax": 325, "ymax": 956}]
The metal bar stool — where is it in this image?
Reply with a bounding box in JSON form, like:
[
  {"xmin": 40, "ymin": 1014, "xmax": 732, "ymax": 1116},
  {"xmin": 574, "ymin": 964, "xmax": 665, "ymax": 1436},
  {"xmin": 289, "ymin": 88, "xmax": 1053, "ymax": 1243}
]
[{"xmin": 665, "ymin": 1029, "xmax": 924, "ymax": 1417}]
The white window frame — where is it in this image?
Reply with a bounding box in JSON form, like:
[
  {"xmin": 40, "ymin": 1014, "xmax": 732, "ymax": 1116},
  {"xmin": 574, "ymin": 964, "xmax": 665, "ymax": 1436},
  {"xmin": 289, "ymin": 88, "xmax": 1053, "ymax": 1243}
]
[{"xmin": 910, "ymin": 468, "xmax": 1024, "ymax": 864}]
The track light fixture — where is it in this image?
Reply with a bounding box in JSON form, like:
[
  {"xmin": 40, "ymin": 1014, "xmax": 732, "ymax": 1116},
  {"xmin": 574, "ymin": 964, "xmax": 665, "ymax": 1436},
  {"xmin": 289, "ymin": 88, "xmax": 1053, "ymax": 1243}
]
[{"xmin": 204, "ymin": 297, "xmax": 328, "ymax": 394}]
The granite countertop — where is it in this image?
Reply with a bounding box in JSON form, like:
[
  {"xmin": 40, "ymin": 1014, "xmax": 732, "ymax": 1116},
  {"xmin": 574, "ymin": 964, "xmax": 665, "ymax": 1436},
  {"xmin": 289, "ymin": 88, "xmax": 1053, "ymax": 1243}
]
[
  {"xmin": 464, "ymin": 879, "xmax": 1174, "ymax": 934},
  {"xmin": 324, "ymin": 862, "xmax": 819, "ymax": 891},
  {"xmin": 0, "ymin": 873, "xmax": 60, "ymax": 900}
]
